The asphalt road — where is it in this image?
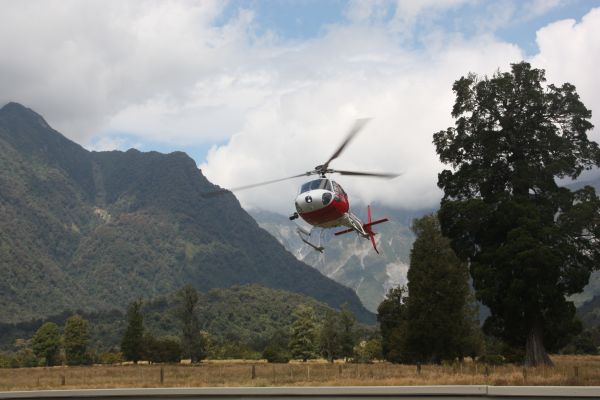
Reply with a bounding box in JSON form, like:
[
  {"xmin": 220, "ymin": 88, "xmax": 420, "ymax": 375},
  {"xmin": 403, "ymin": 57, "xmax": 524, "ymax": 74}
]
[{"xmin": 1, "ymin": 386, "xmax": 600, "ymax": 399}]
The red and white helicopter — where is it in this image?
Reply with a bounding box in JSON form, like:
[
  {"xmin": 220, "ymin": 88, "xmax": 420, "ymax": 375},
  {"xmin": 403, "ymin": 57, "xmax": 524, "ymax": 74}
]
[{"xmin": 206, "ymin": 119, "xmax": 400, "ymax": 253}]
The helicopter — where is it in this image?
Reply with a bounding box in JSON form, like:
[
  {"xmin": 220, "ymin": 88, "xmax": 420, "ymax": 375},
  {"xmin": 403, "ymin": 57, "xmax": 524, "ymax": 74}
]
[{"xmin": 204, "ymin": 119, "xmax": 400, "ymax": 254}]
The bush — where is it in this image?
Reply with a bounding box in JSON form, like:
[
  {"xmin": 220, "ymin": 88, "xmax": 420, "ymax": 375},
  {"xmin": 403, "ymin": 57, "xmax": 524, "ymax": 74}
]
[
  {"xmin": 142, "ymin": 335, "xmax": 182, "ymax": 363},
  {"xmin": 262, "ymin": 345, "xmax": 290, "ymax": 363},
  {"xmin": 562, "ymin": 331, "xmax": 598, "ymax": 355},
  {"xmin": 98, "ymin": 351, "xmax": 124, "ymax": 365},
  {"xmin": 0, "ymin": 353, "xmax": 15, "ymax": 368},
  {"xmin": 477, "ymin": 354, "xmax": 505, "ymax": 365}
]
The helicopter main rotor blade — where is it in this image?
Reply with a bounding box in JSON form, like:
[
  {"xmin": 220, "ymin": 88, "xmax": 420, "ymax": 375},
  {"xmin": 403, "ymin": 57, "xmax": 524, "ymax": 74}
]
[
  {"xmin": 201, "ymin": 172, "xmax": 313, "ymax": 197},
  {"xmin": 321, "ymin": 118, "xmax": 371, "ymax": 171},
  {"xmin": 329, "ymin": 169, "xmax": 401, "ymax": 179}
]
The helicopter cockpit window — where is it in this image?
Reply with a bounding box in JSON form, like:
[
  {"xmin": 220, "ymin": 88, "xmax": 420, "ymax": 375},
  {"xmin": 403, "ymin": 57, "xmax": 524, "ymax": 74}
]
[
  {"xmin": 321, "ymin": 179, "xmax": 332, "ymax": 191},
  {"xmin": 300, "ymin": 179, "xmax": 331, "ymax": 193}
]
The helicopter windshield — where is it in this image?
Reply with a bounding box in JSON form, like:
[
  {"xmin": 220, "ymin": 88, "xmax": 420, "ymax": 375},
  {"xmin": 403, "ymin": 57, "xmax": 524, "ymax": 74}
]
[{"xmin": 300, "ymin": 179, "xmax": 332, "ymax": 194}]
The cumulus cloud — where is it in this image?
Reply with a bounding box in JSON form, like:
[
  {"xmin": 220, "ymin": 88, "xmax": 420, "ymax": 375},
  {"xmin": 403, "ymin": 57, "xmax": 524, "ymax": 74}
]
[
  {"xmin": 0, "ymin": 1, "xmax": 598, "ymax": 213},
  {"xmin": 532, "ymin": 8, "xmax": 600, "ymax": 143},
  {"xmin": 201, "ymin": 31, "xmax": 523, "ymax": 213},
  {"xmin": 0, "ymin": 0, "xmax": 248, "ymax": 142}
]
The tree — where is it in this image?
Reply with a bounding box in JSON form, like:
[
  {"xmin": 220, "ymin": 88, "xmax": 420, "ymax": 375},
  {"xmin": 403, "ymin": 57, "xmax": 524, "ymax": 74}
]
[
  {"xmin": 377, "ymin": 286, "xmax": 408, "ymax": 363},
  {"xmin": 64, "ymin": 315, "xmax": 90, "ymax": 365},
  {"xmin": 317, "ymin": 310, "xmax": 342, "ymax": 362},
  {"xmin": 176, "ymin": 285, "xmax": 206, "ymax": 363},
  {"xmin": 32, "ymin": 322, "xmax": 61, "ymax": 366},
  {"xmin": 402, "ymin": 214, "xmax": 478, "ymax": 364},
  {"xmin": 457, "ymin": 292, "xmax": 485, "ymax": 360},
  {"xmin": 339, "ymin": 304, "xmax": 357, "ymax": 360},
  {"xmin": 433, "ymin": 61, "xmax": 600, "ymax": 366},
  {"xmin": 289, "ymin": 304, "xmax": 318, "ymax": 362},
  {"xmin": 353, "ymin": 338, "xmax": 383, "ymax": 363},
  {"xmin": 121, "ymin": 300, "xmax": 144, "ymax": 363}
]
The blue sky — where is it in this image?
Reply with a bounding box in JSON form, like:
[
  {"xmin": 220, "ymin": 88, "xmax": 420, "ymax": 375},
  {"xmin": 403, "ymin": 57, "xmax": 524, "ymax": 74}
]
[{"xmin": 2, "ymin": 0, "xmax": 599, "ymax": 211}]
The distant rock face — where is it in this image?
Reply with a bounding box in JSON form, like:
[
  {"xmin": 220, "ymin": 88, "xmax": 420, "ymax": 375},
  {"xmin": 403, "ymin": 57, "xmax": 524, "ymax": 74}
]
[
  {"xmin": 250, "ymin": 206, "xmax": 432, "ymax": 312},
  {"xmin": 0, "ymin": 102, "xmax": 373, "ymax": 324}
]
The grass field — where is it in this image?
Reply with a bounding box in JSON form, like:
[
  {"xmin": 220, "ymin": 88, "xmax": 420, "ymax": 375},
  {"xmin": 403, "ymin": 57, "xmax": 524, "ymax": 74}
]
[{"xmin": 1, "ymin": 355, "xmax": 599, "ymax": 391}]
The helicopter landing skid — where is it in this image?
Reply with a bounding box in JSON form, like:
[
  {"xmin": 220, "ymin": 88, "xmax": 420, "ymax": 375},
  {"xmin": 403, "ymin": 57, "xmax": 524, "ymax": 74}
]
[{"xmin": 296, "ymin": 226, "xmax": 324, "ymax": 253}]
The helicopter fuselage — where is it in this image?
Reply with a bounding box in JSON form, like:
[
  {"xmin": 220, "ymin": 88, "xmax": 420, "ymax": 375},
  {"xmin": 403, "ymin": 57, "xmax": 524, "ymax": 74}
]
[{"xmin": 294, "ymin": 178, "xmax": 350, "ymax": 228}]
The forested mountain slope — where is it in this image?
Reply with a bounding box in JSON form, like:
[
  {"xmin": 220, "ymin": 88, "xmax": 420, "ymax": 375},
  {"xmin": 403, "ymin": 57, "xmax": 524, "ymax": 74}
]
[{"xmin": 0, "ymin": 102, "xmax": 372, "ymax": 324}]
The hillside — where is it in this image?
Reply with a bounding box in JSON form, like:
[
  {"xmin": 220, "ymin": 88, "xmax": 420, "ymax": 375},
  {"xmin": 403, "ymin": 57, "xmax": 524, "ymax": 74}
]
[
  {"xmin": 0, "ymin": 102, "xmax": 373, "ymax": 324},
  {"xmin": 0, "ymin": 284, "xmax": 336, "ymax": 352},
  {"xmin": 250, "ymin": 207, "xmax": 431, "ymax": 311}
]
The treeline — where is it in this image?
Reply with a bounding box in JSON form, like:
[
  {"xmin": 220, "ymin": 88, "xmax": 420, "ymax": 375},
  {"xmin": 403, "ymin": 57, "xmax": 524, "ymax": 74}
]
[
  {"xmin": 0, "ymin": 315, "xmax": 102, "ymax": 368},
  {"xmin": 0, "ymin": 285, "xmax": 379, "ymax": 367},
  {"xmin": 119, "ymin": 286, "xmax": 379, "ymax": 364},
  {"xmin": 377, "ymin": 213, "xmax": 599, "ymax": 366},
  {"xmin": 378, "ymin": 61, "xmax": 600, "ymax": 367}
]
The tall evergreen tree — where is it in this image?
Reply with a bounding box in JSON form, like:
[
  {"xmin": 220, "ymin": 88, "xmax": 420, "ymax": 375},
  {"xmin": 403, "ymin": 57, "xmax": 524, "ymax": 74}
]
[
  {"xmin": 64, "ymin": 315, "xmax": 90, "ymax": 365},
  {"xmin": 121, "ymin": 300, "xmax": 144, "ymax": 363},
  {"xmin": 377, "ymin": 286, "xmax": 408, "ymax": 363},
  {"xmin": 176, "ymin": 285, "xmax": 206, "ymax": 363},
  {"xmin": 403, "ymin": 214, "xmax": 476, "ymax": 363},
  {"xmin": 289, "ymin": 304, "xmax": 318, "ymax": 362},
  {"xmin": 433, "ymin": 62, "xmax": 600, "ymax": 366},
  {"xmin": 32, "ymin": 322, "xmax": 61, "ymax": 366},
  {"xmin": 339, "ymin": 304, "xmax": 356, "ymax": 360}
]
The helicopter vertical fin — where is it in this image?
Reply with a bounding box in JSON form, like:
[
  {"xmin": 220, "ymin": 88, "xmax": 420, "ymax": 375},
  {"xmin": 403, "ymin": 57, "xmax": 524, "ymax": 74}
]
[{"xmin": 364, "ymin": 205, "xmax": 387, "ymax": 254}]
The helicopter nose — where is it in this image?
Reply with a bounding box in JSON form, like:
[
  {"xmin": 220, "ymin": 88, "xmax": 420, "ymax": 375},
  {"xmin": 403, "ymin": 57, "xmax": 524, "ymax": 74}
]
[{"xmin": 295, "ymin": 190, "xmax": 331, "ymax": 213}]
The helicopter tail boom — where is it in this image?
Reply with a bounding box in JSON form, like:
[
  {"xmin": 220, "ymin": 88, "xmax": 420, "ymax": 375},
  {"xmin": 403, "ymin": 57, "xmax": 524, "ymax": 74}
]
[{"xmin": 334, "ymin": 206, "xmax": 388, "ymax": 254}]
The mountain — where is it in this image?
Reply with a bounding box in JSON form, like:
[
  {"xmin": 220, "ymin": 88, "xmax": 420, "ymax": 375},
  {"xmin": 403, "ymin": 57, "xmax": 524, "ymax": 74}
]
[
  {"xmin": 250, "ymin": 206, "xmax": 432, "ymax": 312},
  {"xmin": 0, "ymin": 284, "xmax": 338, "ymax": 352},
  {"xmin": 0, "ymin": 102, "xmax": 373, "ymax": 324}
]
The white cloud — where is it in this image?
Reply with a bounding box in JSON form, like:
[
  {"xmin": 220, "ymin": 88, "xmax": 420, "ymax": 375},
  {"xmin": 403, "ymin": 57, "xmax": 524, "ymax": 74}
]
[
  {"xmin": 0, "ymin": 1, "xmax": 598, "ymax": 213},
  {"xmin": 0, "ymin": 0, "xmax": 245, "ymax": 142},
  {"xmin": 524, "ymin": 0, "xmax": 564, "ymax": 19},
  {"xmin": 200, "ymin": 32, "xmax": 522, "ymax": 213},
  {"xmin": 531, "ymin": 8, "xmax": 600, "ymax": 143}
]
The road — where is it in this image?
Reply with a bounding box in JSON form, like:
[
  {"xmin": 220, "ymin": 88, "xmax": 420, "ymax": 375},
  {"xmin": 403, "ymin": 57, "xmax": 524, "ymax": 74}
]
[{"xmin": 1, "ymin": 386, "xmax": 599, "ymax": 399}]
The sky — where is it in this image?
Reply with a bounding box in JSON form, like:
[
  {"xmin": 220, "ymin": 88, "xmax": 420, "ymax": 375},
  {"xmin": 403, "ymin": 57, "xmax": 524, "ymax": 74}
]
[{"xmin": 1, "ymin": 0, "xmax": 599, "ymax": 214}]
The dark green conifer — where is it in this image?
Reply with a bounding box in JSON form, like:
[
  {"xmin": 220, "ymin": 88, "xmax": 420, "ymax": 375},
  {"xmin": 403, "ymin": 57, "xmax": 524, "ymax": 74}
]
[
  {"xmin": 176, "ymin": 285, "xmax": 206, "ymax": 363},
  {"xmin": 403, "ymin": 214, "xmax": 475, "ymax": 363},
  {"xmin": 377, "ymin": 286, "xmax": 408, "ymax": 363},
  {"xmin": 289, "ymin": 304, "xmax": 318, "ymax": 362},
  {"xmin": 121, "ymin": 300, "xmax": 144, "ymax": 363}
]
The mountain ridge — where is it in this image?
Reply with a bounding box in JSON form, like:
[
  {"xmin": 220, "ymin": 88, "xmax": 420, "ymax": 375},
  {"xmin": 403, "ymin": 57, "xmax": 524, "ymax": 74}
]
[{"xmin": 0, "ymin": 102, "xmax": 374, "ymax": 324}]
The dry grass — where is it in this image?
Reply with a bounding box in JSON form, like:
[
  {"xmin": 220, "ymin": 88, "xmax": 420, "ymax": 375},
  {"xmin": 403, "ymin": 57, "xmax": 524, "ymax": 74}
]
[{"xmin": 1, "ymin": 355, "xmax": 599, "ymax": 391}]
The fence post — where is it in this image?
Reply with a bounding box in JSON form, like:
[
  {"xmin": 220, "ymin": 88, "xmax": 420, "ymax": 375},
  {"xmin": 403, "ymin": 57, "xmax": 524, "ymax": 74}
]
[
  {"xmin": 60, "ymin": 375, "xmax": 65, "ymax": 386},
  {"xmin": 522, "ymin": 367, "xmax": 527, "ymax": 383},
  {"xmin": 574, "ymin": 366, "xmax": 579, "ymax": 383},
  {"xmin": 251, "ymin": 365, "xmax": 256, "ymax": 380},
  {"xmin": 160, "ymin": 367, "xmax": 164, "ymax": 384},
  {"xmin": 338, "ymin": 364, "xmax": 342, "ymax": 378},
  {"xmin": 417, "ymin": 363, "xmax": 421, "ymax": 375},
  {"xmin": 307, "ymin": 365, "xmax": 310, "ymax": 380}
]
